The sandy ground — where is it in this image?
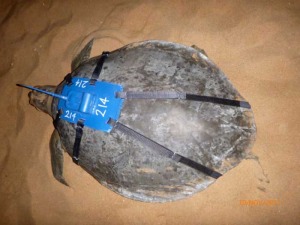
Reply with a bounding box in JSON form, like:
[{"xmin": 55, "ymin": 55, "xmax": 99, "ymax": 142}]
[{"xmin": 0, "ymin": 0, "xmax": 299, "ymax": 224}]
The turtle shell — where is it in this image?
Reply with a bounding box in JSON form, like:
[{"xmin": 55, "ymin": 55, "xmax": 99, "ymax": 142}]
[{"xmin": 53, "ymin": 40, "xmax": 256, "ymax": 202}]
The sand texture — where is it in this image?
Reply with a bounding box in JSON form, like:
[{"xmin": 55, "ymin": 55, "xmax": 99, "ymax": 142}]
[{"xmin": 0, "ymin": 0, "xmax": 299, "ymax": 224}]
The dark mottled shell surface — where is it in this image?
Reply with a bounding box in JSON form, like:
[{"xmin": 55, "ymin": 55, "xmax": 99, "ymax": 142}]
[{"xmin": 53, "ymin": 40, "xmax": 256, "ymax": 202}]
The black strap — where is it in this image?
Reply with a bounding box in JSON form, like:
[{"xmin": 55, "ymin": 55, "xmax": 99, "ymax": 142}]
[
  {"xmin": 116, "ymin": 91, "xmax": 250, "ymax": 109},
  {"xmin": 90, "ymin": 51, "xmax": 110, "ymax": 85},
  {"xmin": 64, "ymin": 73, "xmax": 73, "ymax": 85},
  {"xmin": 54, "ymin": 111, "xmax": 85, "ymax": 165},
  {"xmin": 72, "ymin": 119, "xmax": 84, "ymax": 164},
  {"xmin": 185, "ymin": 94, "xmax": 250, "ymax": 108},
  {"xmin": 116, "ymin": 91, "xmax": 185, "ymax": 99},
  {"xmin": 108, "ymin": 119, "xmax": 222, "ymax": 179},
  {"xmin": 53, "ymin": 110, "xmax": 61, "ymax": 129},
  {"xmin": 176, "ymin": 155, "xmax": 222, "ymax": 179}
]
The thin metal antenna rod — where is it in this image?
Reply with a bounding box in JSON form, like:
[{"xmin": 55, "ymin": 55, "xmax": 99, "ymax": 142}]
[{"xmin": 16, "ymin": 84, "xmax": 68, "ymax": 101}]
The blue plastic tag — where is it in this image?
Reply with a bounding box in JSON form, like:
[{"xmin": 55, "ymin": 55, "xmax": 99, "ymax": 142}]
[{"xmin": 57, "ymin": 77, "xmax": 124, "ymax": 132}]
